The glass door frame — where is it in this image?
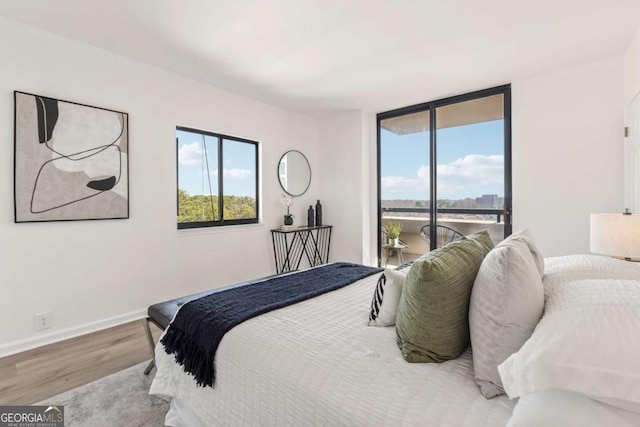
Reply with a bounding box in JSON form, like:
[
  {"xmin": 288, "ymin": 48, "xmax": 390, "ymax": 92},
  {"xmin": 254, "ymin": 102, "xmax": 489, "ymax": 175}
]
[{"xmin": 376, "ymin": 84, "xmax": 512, "ymax": 265}]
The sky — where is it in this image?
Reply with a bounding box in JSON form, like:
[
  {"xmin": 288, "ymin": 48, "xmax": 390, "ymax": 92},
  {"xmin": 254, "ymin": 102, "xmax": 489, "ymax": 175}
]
[
  {"xmin": 177, "ymin": 119, "xmax": 503, "ymax": 200},
  {"xmin": 177, "ymin": 129, "xmax": 256, "ymax": 197},
  {"xmin": 381, "ymin": 119, "xmax": 505, "ymax": 200}
]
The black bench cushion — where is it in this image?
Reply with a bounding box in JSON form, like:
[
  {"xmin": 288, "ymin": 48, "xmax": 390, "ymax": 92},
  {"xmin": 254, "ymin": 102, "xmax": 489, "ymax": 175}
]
[
  {"xmin": 148, "ymin": 289, "xmax": 214, "ymax": 330},
  {"xmin": 147, "ymin": 274, "xmax": 279, "ymax": 330}
]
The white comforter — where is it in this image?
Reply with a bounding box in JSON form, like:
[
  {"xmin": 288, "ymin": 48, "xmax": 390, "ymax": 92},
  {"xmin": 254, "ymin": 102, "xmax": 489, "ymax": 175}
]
[
  {"xmin": 150, "ymin": 271, "xmax": 515, "ymax": 426},
  {"xmin": 503, "ymin": 254, "xmax": 640, "ymax": 426}
]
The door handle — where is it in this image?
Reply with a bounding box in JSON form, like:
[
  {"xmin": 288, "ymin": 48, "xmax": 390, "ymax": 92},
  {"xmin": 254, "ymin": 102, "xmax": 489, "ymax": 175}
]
[{"xmin": 503, "ymin": 204, "xmax": 511, "ymax": 224}]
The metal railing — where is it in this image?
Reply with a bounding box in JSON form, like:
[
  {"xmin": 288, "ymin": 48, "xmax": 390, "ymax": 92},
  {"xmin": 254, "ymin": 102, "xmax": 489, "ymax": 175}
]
[{"xmin": 381, "ymin": 207, "xmax": 503, "ymax": 223}]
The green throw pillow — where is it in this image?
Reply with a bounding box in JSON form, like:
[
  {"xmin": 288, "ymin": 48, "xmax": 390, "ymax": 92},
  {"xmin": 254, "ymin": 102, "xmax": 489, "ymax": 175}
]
[{"xmin": 396, "ymin": 230, "xmax": 494, "ymax": 363}]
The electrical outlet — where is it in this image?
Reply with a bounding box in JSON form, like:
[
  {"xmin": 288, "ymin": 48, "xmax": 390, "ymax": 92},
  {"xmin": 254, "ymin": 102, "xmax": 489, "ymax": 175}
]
[{"xmin": 35, "ymin": 311, "xmax": 53, "ymax": 331}]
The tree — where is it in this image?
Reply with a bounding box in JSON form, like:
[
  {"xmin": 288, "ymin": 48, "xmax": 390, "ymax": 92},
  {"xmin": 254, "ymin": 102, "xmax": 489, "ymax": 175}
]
[{"xmin": 178, "ymin": 189, "xmax": 255, "ymax": 223}]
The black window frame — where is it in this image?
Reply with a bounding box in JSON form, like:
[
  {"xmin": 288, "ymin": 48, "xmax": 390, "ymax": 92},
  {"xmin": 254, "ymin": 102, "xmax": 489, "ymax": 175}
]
[
  {"xmin": 176, "ymin": 126, "xmax": 260, "ymax": 229},
  {"xmin": 376, "ymin": 84, "xmax": 512, "ymax": 264}
]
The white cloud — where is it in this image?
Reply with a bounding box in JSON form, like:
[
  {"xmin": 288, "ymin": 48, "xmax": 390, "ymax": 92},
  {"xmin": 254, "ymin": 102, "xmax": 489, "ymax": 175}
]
[
  {"xmin": 190, "ymin": 168, "xmax": 251, "ymax": 179},
  {"xmin": 224, "ymin": 168, "xmax": 252, "ymax": 179},
  {"xmin": 178, "ymin": 142, "xmax": 203, "ymax": 166},
  {"xmin": 179, "ymin": 144, "xmax": 251, "ymax": 181},
  {"xmin": 382, "ymin": 154, "xmax": 503, "ymax": 197},
  {"xmin": 437, "ymin": 154, "xmax": 503, "ymax": 195},
  {"xmin": 381, "ymin": 175, "xmax": 426, "ymax": 193}
]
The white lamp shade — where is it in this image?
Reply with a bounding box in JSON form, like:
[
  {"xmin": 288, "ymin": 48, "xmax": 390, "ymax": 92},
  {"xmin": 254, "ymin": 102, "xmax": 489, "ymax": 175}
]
[{"xmin": 590, "ymin": 213, "xmax": 640, "ymax": 259}]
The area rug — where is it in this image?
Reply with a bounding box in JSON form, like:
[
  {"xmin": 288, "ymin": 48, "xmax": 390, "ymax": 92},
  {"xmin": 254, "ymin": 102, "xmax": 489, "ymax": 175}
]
[{"xmin": 37, "ymin": 362, "xmax": 169, "ymax": 426}]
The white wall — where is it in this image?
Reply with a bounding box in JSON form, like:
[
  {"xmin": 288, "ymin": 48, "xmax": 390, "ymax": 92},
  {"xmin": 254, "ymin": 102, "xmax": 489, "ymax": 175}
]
[
  {"xmin": 318, "ymin": 111, "xmax": 368, "ymax": 264},
  {"xmin": 354, "ymin": 57, "xmax": 625, "ymax": 263},
  {"xmin": 0, "ymin": 17, "xmax": 320, "ymax": 355},
  {"xmin": 316, "ymin": 110, "xmax": 378, "ymax": 266},
  {"xmin": 511, "ymin": 57, "xmax": 624, "ymax": 256},
  {"xmin": 625, "ymin": 28, "xmax": 640, "ymax": 105},
  {"xmin": 624, "ymin": 28, "xmax": 640, "ymax": 213}
]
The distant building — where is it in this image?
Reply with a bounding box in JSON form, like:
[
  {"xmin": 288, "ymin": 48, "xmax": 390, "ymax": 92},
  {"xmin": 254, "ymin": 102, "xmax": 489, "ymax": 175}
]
[{"xmin": 475, "ymin": 194, "xmax": 504, "ymax": 207}]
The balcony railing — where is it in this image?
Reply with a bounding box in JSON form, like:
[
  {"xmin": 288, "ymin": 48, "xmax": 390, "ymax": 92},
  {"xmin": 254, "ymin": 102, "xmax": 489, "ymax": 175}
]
[
  {"xmin": 380, "ymin": 207, "xmax": 506, "ymax": 264},
  {"xmin": 381, "ymin": 207, "xmax": 503, "ymax": 223}
]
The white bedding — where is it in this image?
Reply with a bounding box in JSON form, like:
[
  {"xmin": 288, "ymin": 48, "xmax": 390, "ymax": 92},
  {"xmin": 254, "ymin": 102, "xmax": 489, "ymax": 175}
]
[
  {"xmin": 150, "ymin": 271, "xmax": 516, "ymax": 426},
  {"xmin": 500, "ymin": 254, "xmax": 640, "ymax": 425},
  {"xmin": 507, "ymin": 389, "xmax": 640, "ymax": 427},
  {"xmin": 542, "ymin": 254, "xmax": 640, "ymax": 286}
]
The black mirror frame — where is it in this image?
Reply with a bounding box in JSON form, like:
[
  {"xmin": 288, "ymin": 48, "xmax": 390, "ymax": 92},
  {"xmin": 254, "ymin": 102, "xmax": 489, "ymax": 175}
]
[{"xmin": 277, "ymin": 150, "xmax": 311, "ymax": 197}]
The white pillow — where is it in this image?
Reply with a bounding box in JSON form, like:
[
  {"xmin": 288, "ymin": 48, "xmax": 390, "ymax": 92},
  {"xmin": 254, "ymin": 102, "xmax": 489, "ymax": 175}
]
[
  {"xmin": 507, "ymin": 389, "xmax": 640, "ymax": 427},
  {"xmin": 543, "ymin": 254, "xmax": 640, "ymax": 286},
  {"xmin": 498, "ymin": 277, "xmax": 640, "ymax": 411},
  {"xmin": 507, "ymin": 229, "xmax": 544, "ymax": 278},
  {"xmin": 368, "ymin": 268, "xmax": 407, "ymax": 327},
  {"xmin": 470, "ymin": 236, "xmax": 544, "ymax": 398}
]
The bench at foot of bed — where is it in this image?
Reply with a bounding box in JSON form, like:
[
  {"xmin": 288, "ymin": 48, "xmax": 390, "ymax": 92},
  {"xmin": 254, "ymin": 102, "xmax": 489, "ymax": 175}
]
[{"xmin": 142, "ymin": 273, "xmax": 282, "ymax": 374}]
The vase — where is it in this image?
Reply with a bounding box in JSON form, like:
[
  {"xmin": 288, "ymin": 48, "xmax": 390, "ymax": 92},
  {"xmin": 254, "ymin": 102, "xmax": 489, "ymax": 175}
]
[
  {"xmin": 284, "ymin": 215, "xmax": 293, "ymax": 226},
  {"xmin": 307, "ymin": 206, "xmax": 315, "ymax": 227},
  {"xmin": 389, "ymin": 238, "xmax": 399, "ymax": 246},
  {"xmin": 315, "ymin": 200, "xmax": 322, "ymax": 226}
]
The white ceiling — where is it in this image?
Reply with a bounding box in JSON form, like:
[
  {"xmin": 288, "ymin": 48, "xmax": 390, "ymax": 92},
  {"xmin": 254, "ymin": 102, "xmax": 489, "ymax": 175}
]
[{"xmin": 1, "ymin": 0, "xmax": 639, "ymax": 117}]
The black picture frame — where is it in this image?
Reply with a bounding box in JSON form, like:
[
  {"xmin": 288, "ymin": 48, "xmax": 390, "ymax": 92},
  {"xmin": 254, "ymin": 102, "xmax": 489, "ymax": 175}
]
[{"xmin": 14, "ymin": 91, "xmax": 129, "ymax": 223}]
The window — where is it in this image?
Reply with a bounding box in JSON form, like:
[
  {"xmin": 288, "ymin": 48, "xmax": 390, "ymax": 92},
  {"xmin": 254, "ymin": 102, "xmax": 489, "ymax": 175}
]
[
  {"xmin": 377, "ymin": 85, "xmax": 511, "ymax": 264},
  {"xmin": 177, "ymin": 126, "xmax": 259, "ymax": 229}
]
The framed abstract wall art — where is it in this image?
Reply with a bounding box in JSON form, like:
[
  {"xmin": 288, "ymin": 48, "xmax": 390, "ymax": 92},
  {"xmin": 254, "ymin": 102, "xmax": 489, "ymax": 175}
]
[{"xmin": 14, "ymin": 91, "xmax": 129, "ymax": 222}]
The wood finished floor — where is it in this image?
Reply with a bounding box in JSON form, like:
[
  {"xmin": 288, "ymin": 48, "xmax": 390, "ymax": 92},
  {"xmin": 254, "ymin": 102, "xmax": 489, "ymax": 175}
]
[{"xmin": 0, "ymin": 320, "xmax": 162, "ymax": 405}]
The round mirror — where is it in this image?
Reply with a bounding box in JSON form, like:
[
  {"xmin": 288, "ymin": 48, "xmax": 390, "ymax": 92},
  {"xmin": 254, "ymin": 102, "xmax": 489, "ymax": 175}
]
[{"xmin": 278, "ymin": 150, "xmax": 311, "ymax": 197}]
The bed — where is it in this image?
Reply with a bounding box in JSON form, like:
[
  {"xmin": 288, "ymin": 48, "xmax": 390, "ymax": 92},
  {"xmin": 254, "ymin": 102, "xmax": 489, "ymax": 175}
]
[{"xmin": 150, "ymin": 233, "xmax": 640, "ymax": 427}]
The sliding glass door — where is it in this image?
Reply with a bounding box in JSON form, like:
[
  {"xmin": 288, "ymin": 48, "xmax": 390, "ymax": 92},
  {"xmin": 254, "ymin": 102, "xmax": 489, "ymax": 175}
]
[{"xmin": 377, "ymin": 86, "xmax": 511, "ymax": 266}]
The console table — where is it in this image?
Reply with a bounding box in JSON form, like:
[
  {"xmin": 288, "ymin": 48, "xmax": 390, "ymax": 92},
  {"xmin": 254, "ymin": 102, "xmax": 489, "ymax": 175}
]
[{"xmin": 270, "ymin": 225, "xmax": 332, "ymax": 274}]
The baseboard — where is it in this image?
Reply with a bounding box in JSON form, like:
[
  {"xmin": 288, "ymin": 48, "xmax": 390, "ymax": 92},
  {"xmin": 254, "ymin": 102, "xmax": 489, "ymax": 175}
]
[{"xmin": 0, "ymin": 309, "xmax": 147, "ymax": 358}]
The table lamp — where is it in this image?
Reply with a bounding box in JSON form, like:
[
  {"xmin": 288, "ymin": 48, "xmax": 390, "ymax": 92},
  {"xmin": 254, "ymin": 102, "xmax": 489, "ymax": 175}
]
[{"xmin": 590, "ymin": 211, "xmax": 640, "ymax": 261}]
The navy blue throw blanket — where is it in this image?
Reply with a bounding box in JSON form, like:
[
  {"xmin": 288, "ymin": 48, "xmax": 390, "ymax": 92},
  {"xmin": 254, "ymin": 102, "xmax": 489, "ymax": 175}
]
[{"xmin": 161, "ymin": 262, "xmax": 381, "ymax": 388}]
